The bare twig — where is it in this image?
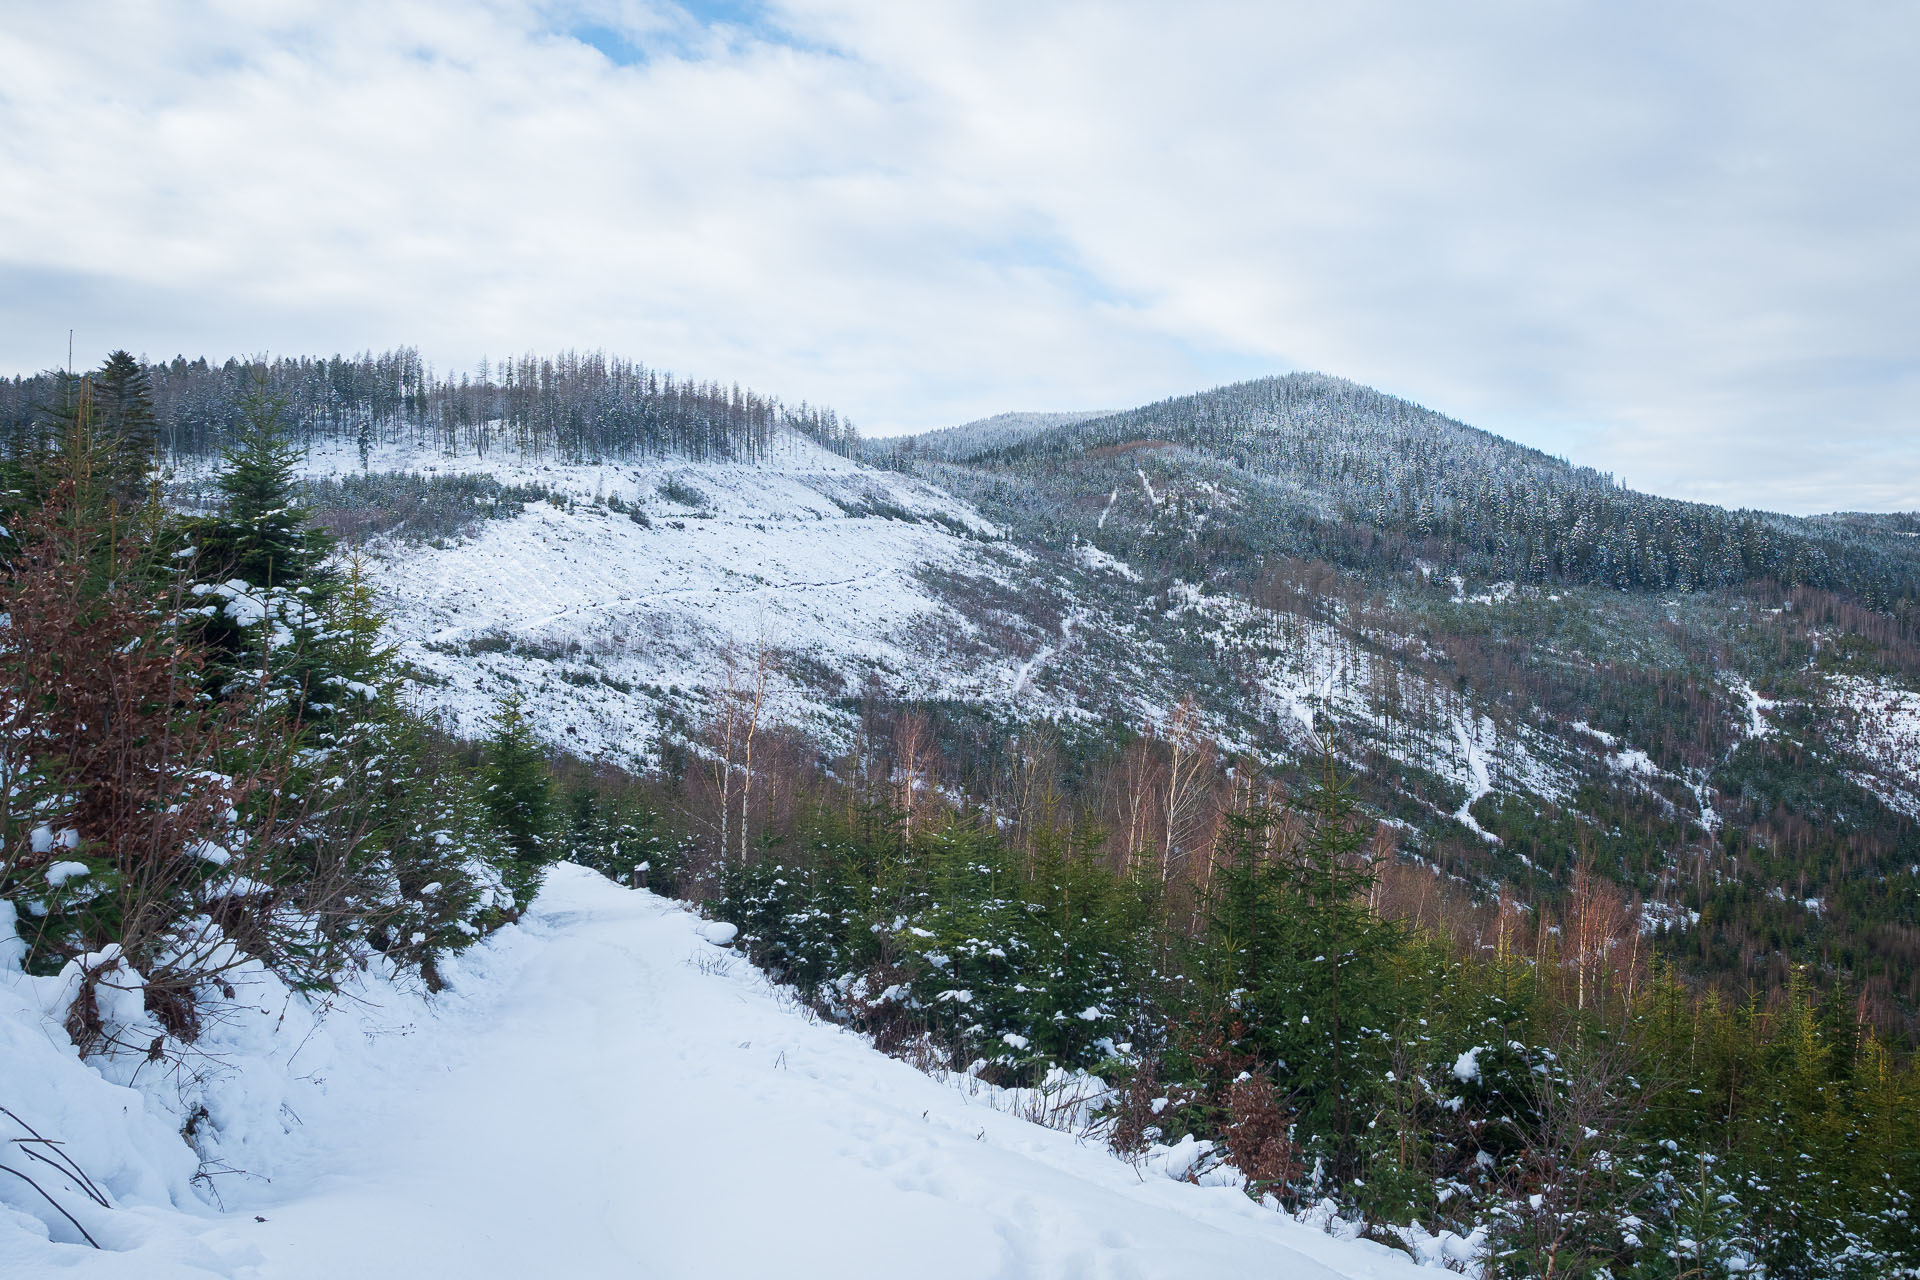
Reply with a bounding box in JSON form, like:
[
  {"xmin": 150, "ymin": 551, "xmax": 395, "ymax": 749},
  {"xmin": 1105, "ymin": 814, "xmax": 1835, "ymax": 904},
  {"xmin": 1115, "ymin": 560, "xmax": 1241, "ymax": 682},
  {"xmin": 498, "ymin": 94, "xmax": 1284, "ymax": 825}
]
[{"xmin": 0, "ymin": 1163, "xmax": 101, "ymax": 1249}]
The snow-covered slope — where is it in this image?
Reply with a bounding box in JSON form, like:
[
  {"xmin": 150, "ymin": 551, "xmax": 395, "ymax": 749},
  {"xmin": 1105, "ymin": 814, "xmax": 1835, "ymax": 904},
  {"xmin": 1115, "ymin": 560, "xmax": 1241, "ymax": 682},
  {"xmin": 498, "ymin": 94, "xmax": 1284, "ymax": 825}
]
[
  {"xmin": 307, "ymin": 430, "xmax": 1565, "ymax": 803},
  {"xmin": 1830, "ymin": 673, "xmax": 1920, "ymax": 817},
  {"xmin": 296, "ymin": 432, "xmax": 1027, "ymax": 761},
  {"xmin": 289, "ymin": 430, "xmax": 1671, "ymax": 835},
  {"xmin": 2, "ymin": 867, "xmax": 1444, "ymax": 1279}
]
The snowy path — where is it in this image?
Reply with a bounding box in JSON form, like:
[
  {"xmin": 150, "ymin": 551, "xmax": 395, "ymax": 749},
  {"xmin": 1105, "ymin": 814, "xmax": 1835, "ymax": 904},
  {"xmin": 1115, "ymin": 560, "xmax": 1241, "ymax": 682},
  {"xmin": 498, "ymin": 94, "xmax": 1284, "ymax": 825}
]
[
  {"xmin": 1450, "ymin": 719, "xmax": 1500, "ymax": 845},
  {"xmin": 1008, "ymin": 609, "xmax": 1082, "ymax": 698},
  {"xmin": 144, "ymin": 867, "xmax": 1414, "ymax": 1280}
]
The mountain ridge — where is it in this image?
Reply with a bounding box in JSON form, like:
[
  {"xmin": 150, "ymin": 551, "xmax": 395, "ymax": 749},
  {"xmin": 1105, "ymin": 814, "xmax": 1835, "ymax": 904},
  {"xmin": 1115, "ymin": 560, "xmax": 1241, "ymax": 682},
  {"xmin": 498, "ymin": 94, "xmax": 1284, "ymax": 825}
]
[
  {"xmin": 881, "ymin": 372, "xmax": 1920, "ymax": 606},
  {"xmin": 11, "ymin": 348, "xmax": 1915, "ymax": 1010}
]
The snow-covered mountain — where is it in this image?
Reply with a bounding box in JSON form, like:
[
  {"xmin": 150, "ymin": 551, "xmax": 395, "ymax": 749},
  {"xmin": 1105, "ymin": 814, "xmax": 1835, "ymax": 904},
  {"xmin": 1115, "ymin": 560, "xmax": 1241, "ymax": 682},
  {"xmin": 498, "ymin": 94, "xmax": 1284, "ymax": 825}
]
[{"xmin": 280, "ymin": 418, "xmax": 1919, "ymax": 910}]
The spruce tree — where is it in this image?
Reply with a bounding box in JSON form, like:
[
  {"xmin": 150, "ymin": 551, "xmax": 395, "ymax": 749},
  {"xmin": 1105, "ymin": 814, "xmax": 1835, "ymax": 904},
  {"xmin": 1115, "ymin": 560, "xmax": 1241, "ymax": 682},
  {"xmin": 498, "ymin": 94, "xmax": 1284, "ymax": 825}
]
[
  {"xmin": 91, "ymin": 350, "xmax": 159, "ymax": 505},
  {"xmin": 1286, "ymin": 752, "xmax": 1398, "ymax": 1167},
  {"xmin": 180, "ymin": 386, "xmax": 340, "ymax": 717},
  {"xmin": 1198, "ymin": 752, "xmax": 1399, "ymax": 1177},
  {"xmin": 328, "ymin": 551, "xmax": 395, "ymax": 690},
  {"xmin": 198, "ymin": 385, "xmax": 330, "ymax": 589},
  {"xmin": 483, "ymin": 694, "xmax": 555, "ymax": 879}
]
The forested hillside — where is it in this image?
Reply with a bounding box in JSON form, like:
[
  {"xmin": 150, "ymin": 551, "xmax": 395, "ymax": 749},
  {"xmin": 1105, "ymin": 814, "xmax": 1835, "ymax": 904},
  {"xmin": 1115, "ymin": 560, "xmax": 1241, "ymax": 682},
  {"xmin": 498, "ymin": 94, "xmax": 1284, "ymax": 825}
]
[
  {"xmin": 882, "ymin": 373, "xmax": 1920, "ymax": 606},
  {"xmin": 870, "ymin": 376, "xmax": 1920, "ymax": 1033}
]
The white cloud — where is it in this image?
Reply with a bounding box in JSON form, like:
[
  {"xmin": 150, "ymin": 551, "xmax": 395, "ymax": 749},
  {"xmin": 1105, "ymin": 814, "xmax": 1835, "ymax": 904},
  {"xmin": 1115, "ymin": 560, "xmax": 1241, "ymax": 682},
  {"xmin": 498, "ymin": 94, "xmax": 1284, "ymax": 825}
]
[{"xmin": 1, "ymin": 0, "xmax": 1915, "ymax": 512}]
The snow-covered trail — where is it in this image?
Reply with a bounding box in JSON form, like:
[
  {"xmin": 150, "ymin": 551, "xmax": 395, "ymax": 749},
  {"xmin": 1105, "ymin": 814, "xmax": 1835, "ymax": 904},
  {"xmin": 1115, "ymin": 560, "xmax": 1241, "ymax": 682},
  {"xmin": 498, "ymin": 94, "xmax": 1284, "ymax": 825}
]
[
  {"xmin": 1449, "ymin": 719, "xmax": 1500, "ymax": 845},
  {"xmin": 185, "ymin": 866, "xmax": 1413, "ymax": 1280},
  {"xmin": 1008, "ymin": 609, "xmax": 1082, "ymax": 699}
]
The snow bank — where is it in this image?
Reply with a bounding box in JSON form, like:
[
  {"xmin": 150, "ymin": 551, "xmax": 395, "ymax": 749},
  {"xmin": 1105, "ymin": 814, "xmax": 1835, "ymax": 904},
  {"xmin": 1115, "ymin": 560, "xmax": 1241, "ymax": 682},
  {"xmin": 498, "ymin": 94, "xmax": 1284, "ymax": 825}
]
[
  {"xmin": 0, "ymin": 924, "xmax": 425, "ymax": 1277},
  {"xmin": 0, "ymin": 972, "xmax": 203, "ymax": 1260}
]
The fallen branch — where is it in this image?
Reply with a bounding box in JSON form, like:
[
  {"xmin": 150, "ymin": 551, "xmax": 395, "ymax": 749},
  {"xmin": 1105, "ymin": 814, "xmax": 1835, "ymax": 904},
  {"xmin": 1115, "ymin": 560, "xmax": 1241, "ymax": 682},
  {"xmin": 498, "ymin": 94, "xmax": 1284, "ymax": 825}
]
[{"xmin": 0, "ymin": 1162, "xmax": 101, "ymax": 1249}]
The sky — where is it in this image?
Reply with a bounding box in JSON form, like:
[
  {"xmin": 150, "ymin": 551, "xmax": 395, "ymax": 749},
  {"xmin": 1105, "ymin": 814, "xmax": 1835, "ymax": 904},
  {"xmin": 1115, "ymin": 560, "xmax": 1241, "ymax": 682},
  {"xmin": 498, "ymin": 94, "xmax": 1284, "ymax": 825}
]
[{"xmin": 2, "ymin": 1, "xmax": 1916, "ymax": 514}]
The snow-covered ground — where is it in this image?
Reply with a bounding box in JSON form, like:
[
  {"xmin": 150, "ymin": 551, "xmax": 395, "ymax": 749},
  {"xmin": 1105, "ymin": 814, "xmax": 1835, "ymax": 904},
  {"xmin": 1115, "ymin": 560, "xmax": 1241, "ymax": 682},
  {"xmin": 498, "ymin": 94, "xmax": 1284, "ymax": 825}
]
[
  {"xmin": 1828, "ymin": 673, "xmax": 1920, "ymax": 817},
  {"xmin": 1161, "ymin": 580, "xmax": 1569, "ymax": 807},
  {"xmin": 1449, "ymin": 718, "xmax": 1500, "ymax": 844},
  {"xmin": 1727, "ymin": 675, "xmax": 1775, "ymax": 740},
  {"xmin": 282, "ymin": 432, "xmax": 1025, "ymax": 762},
  {"xmin": 3, "ymin": 867, "xmax": 1439, "ymax": 1279}
]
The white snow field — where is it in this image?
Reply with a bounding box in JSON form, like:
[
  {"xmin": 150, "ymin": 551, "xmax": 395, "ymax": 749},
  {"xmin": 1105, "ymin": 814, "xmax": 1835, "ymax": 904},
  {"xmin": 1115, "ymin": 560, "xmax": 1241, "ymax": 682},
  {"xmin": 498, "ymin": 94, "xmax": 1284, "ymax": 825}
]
[
  {"xmin": 286, "ymin": 431, "xmax": 1028, "ymax": 764},
  {"xmin": 3, "ymin": 866, "xmax": 1444, "ymax": 1280}
]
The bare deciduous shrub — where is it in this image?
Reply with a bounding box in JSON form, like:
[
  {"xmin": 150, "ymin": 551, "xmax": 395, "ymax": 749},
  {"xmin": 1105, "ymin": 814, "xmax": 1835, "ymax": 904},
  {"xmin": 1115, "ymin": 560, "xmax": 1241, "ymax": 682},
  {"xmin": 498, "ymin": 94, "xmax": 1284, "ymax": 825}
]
[
  {"xmin": 1223, "ymin": 1073, "xmax": 1302, "ymax": 1195},
  {"xmin": 1105, "ymin": 1057, "xmax": 1162, "ymax": 1156}
]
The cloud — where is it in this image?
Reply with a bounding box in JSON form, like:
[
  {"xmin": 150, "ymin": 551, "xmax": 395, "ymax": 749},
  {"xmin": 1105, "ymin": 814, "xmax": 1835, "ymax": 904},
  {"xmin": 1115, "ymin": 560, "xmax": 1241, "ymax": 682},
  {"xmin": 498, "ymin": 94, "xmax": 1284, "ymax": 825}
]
[{"xmin": 1, "ymin": 0, "xmax": 1914, "ymax": 512}]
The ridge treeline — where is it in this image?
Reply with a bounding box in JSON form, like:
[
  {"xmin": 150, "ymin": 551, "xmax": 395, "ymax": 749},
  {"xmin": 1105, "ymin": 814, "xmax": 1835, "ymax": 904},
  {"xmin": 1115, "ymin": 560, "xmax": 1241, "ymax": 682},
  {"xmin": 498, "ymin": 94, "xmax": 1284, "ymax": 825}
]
[{"xmin": 1, "ymin": 348, "xmax": 859, "ymax": 466}]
